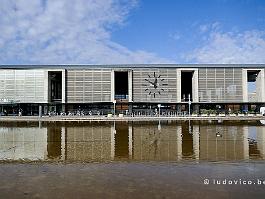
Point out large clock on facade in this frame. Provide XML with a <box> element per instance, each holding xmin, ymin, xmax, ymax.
<box><xmin>143</xmin><ymin>72</ymin><xmax>168</xmax><ymax>98</ymax></box>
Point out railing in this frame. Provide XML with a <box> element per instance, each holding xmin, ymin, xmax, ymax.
<box><xmin>51</xmin><ymin>98</ymin><xmax>62</xmax><ymax>102</ymax></box>
<box><xmin>8</xmin><ymin>110</ymin><xmax>263</xmax><ymax>118</ymax></box>
<box><xmin>115</xmin><ymin>95</ymin><xmax>129</xmax><ymax>100</ymax></box>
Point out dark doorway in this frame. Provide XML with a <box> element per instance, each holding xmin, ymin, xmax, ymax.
<box><xmin>48</xmin><ymin>71</ymin><xmax>62</xmax><ymax>102</ymax></box>
<box><xmin>115</xmin><ymin>71</ymin><xmax>128</xmax><ymax>100</ymax></box>
<box><xmin>181</xmin><ymin>72</ymin><xmax>193</xmax><ymax>101</ymax></box>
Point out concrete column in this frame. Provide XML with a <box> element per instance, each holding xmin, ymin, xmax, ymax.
<box><xmin>44</xmin><ymin>71</ymin><xmax>49</xmax><ymax>103</ymax></box>
<box><xmin>192</xmin><ymin>69</ymin><xmax>199</xmax><ymax>102</ymax></box>
<box><xmin>193</xmin><ymin>125</ymin><xmax>200</xmax><ymax>160</ymax></box>
<box><xmin>62</xmin><ymin>69</ymin><xmax>66</xmax><ymax>103</ymax></box>
<box><xmin>257</xmin><ymin>69</ymin><xmax>265</xmax><ymax>102</ymax></box>
<box><xmin>62</xmin><ymin>104</ymin><xmax>66</xmax><ymax>113</ymax></box>
<box><xmin>129</xmin><ymin>124</ymin><xmax>133</xmax><ymax>159</ymax></box>
<box><xmin>39</xmin><ymin>105</ymin><xmax>42</xmax><ymax>117</ymax></box>
<box><xmin>262</xmin><ymin>69</ymin><xmax>265</xmax><ymax>103</ymax></box>
<box><xmin>176</xmin><ymin>69</ymin><xmax>181</xmax><ymax>102</ymax></box>
<box><xmin>111</xmin><ymin>70</ymin><xmax>115</xmax><ymax>102</ymax></box>
<box><xmin>242</xmin><ymin>69</ymin><xmax>248</xmax><ymax>102</ymax></box>
<box><xmin>128</xmin><ymin>70</ymin><xmax>133</xmax><ymax>102</ymax></box>
<box><xmin>129</xmin><ymin>103</ymin><xmax>133</xmax><ymax>114</ymax></box>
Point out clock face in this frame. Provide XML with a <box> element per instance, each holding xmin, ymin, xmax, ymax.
<box><xmin>142</xmin><ymin>72</ymin><xmax>168</xmax><ymax>98</ymax></box>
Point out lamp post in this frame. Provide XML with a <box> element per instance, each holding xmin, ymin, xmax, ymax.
<box><xmin>188</xmin><ymin>94</ymin><xmax>191</xmax><ymax>117</ymax></box>
<box><xmin>188</xmin><ymin>94</ymin><xmax>192</xmax><ymax>133</ymax></box>
<box><xmin>158</xmin><ymin>104</ymin><xmax>161</xmax><ymax>117</ymax></box>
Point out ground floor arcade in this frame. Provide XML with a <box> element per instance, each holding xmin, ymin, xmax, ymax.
<box><xmin>1</xmin><ymin>102</ymin><xmax>265</xmax><ymax>116</ymax></box>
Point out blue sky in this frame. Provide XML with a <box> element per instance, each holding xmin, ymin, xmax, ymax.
<box><xmin>0</xmin><ymin>0</ymin><xmax>265</xmax><ymax>64</ymax></box>
<box><xmin>112</xmin><ymin>0</ymin><xmax>265</xmax><ymax>62</ymax></box>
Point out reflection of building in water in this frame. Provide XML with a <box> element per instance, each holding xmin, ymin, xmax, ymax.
<box><xmin>248</xmin><ymin>126</ymin><xmax>265</xmax><ymax>159</ymax></box>
<box><xmin>200</xmin><ymin>125</ymin><xmax>248</xmax><ymax>161</ymax></box>
<box><xmin>114</xmin><ymin>123</ymin><xmax>129</xmax><ymax>159</ymax></box>
<box><xmin>257</xmin><ymin>127</ymin><xmax>265</xmax><ymax>158</ymax></box>
<box><xmin>47</xmin><ymin>126</ymin><xmax>62</xmax><ymax>159</ymax></box>
<box><xmin>66</xmin><ymin>125</ymin><xmax>112</xmax><ymax>161</ymax></box>
<box><xmin>0</xmin><ymin>127</ymin><xmax>47</xmax><ymax>160</ymax></box>
<box><xmin>132</xmin><ymin>123</ymin><xmax>183</xmax><ymax>161</ymax></box>
<box><xmin>133</xmin><ymin>122</ymin><xmax>265</xmax><ymax>161</ymax></box>
<box><xmin>1</xmin><ymin>122</ymin><xmax>265</xmax><ymax>162</ymax></box>
<box><xmin>182</xmin><ymin>124</ymin><xmax>193</xmax><ymax>159</ymax></box>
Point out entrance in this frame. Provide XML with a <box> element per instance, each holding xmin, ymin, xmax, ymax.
<box><xmin>181</xmin><ymin>71</ymin><xmax>193</xmax><ymax>102</ymax></box>
<box><xmin>114</xmin><ymin>71</ymin><xmax>128</xmax><ymax>101</ymax></box>
<box><xmin>247</xmin><ymin>70</ymin><xmax>261</xmax><ymax>102</ymax></box>
<box><xmin>48</xmin><ymin>71</ymin><xmax>62</xmax><ymax>102</ymax></box>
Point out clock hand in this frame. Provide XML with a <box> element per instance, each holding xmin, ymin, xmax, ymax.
<box><xmin>154</xmin><ymin>78</ymin><xmax>158</xmax><ymax>88</ymax></box>
<box><xmin>145</xmin><ymin>79</ymin><xmax>155</xmax><ymax>85</ymax></box>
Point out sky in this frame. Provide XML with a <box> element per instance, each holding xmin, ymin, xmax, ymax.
<box><xmin>0</xmin><ymin>0</ymin><xmax>265</xmax><ymax>64</ymax></box>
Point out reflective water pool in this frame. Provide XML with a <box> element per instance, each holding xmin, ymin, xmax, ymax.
<box><xmin>1</xmin><ymin>120</ymin><xmax>265</xmax><ymax>162</ymax></box>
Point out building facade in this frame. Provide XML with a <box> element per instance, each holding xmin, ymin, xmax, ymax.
<box><xmin>0</xmin><ymin>64</ymin><xmax>265</xmax><ymax>115</ymax></box>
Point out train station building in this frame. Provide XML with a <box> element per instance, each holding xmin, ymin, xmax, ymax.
<box><xmin>0</xmin><ymin>64</ymin><xmax>265</xmax><ymax>115</ymax></box>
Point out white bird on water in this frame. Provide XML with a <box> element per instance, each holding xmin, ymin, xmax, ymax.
<box><xmin>216</xmin><ymin>132</ymin><xmax>222</xmax><ymax>137</ymax></box>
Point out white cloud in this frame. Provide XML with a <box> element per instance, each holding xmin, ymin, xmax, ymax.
<box><xmin>0</xmin><ymin>0</ymin><xmax>169</xmax><ymax>64</ymax></box>
<box><xmin>186</xmin><ymin>28</ymin><xmax>265</xmax><ymax>63</ymax></box>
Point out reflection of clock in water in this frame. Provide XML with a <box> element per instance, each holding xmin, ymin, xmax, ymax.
<box><xmin>142</xmin><ymin>72</ymin><xmax>168</xmax><ymax>98</ymax></box>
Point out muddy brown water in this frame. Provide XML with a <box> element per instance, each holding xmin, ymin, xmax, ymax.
<box><xmin>1</xmin><ymin>120</ymin><xmax>265</xmax><ymax>198</ymax></box>
<box><xmin>1</xmin><ymin>120</ymin><xmax>265</xmax><ymax>162</ymax></box>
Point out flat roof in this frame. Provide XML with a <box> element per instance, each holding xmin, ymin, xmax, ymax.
<box><xmin>0</xmin><ymin>64</ymin><xmax>265</xmax><ymax>69</ymax></box>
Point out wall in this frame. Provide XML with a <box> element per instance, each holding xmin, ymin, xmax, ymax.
<box><xmin>0</xmin><ymin>69</ymin><xmax>47</xmax><ymax>103</ymax></box>
<box><xmin>66</xmin><ymin>69</ymin><xmax>112</xmax><ymax>103</ymax></box>
<box><xmin>198</xmin><ymin>68</ymin><xmax>243</xmax><ymax>103</ymax></box>
<box><xmin>132</xmin><ymin>68</ymin><xmax>178</xmax><ymax>103</ymax></box>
